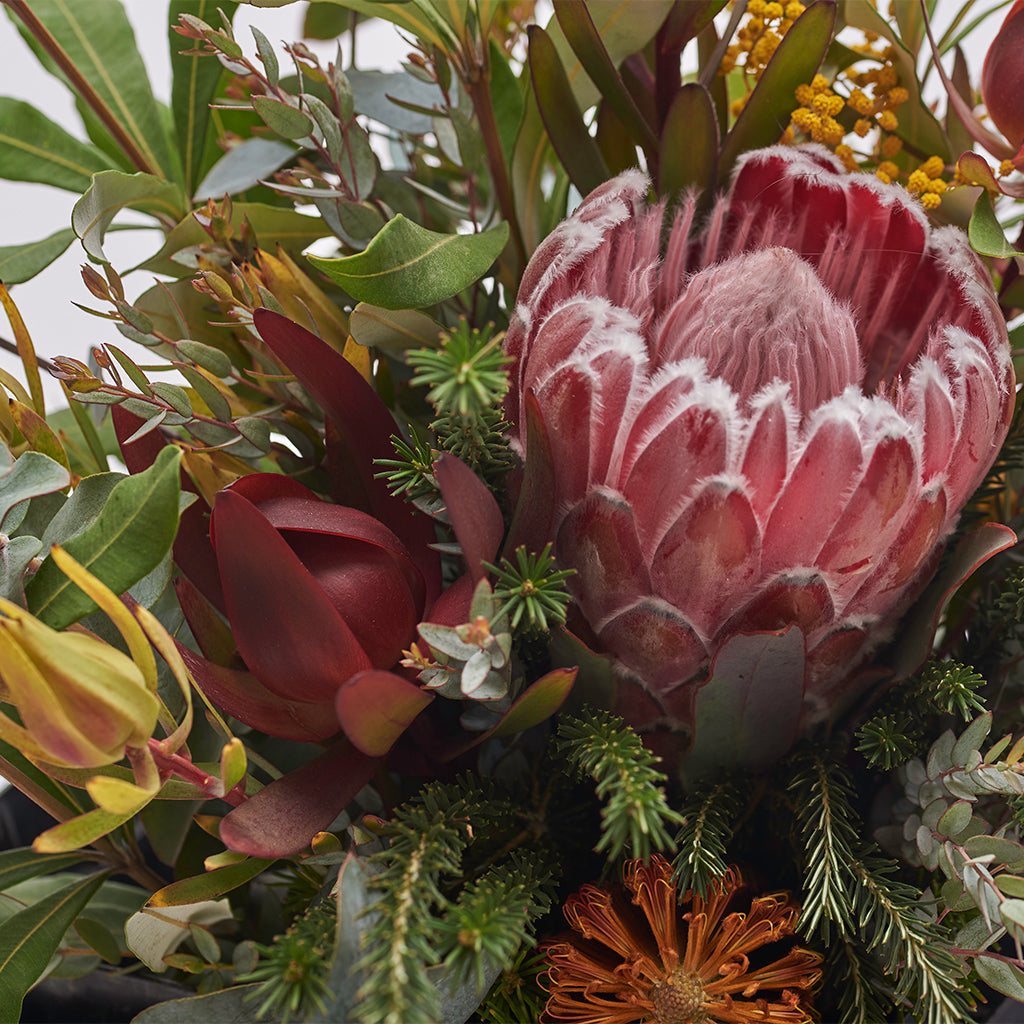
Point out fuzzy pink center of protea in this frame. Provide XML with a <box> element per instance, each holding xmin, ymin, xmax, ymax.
<box><xmin>657</xmin><ymin>247</ymin><xmax>863</xmax><ymax>415</ymax></box>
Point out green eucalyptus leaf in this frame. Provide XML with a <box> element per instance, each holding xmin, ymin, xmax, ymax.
<box><xmin>0</xmin><ymin>451</ymin><xmax>71</xmax><ymax>532</ymax></box>
<box><xmin>975</xmin><ymin>954</ymin><xmax>1024</xmax><ymax>1001</ymax></box>
<box><xmin>0</xmin><ymin>871</ymin><xmax>107</xmax><ymax>1024</ymax></box>
<box><xmin>718</xmin><ymin>1</ymin><xmax>836</xmax><ymax>181</ymax></box>
<box><xmin>252</xmin><ymin>95</ymin><xmax>315</xmax><ymax>140</ymax></box>
<box><xmin>170</xmin><ymin>1</ymin><xmax>239</xmax><ymax>196</ymax></box>
<box><xmin>339</xmin><ymin>122</ymin><xmax>377</xmax><ymax>202</ymax></box>
<box><xmin>73</xmin><ymin>170</ymin><xmax>185</xmax><ymax>262</ymax></box>
<box><xmin>348</xmin><ymin>303</ymin><xmax>442</xmax><ymax>351</ymax></box>
<box><xmin>26</xmin><ymin>446</ymin><xmax>184</xmax><ymax>629</ymax></box>
<box><xmin>11</xmin><ymin>0</ymin><xmax>179</xmax><ymax>182</ymax></box>
<box><xmin>0</xmin><ymin>229</ymin><xmax>76</xmax><ymax>286</ymax></box>
<box><xmin>308</xmin><ymin>216</ymin><xmax>508</xmax><ymax>309</ymax></box>
<box><xmin>176</xmin><ymin>340</ymin><xmax>233</xmax><ymax>377</ymax></box>
<box><xmin>0</xmin><ymin>99</ymin><xmax>114</xmax><ymax>192</ymax></box>
<box><xmin>345</xmin><ymin>69</ymin><xmax>445</xmax><ymax>134</ymax></box>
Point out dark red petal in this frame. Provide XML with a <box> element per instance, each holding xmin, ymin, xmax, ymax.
<box><xmin>982</xmin><ymin>0</ymin><xmax>1024</xmax><ymax>148</ymax></box>
<box><xmin>335</xmin><ymin>669</ymin><xmax>433</xmax><ymax>757</ymax></box>
<box><xmin>252</xmin><ymin>309</ymin><xmax>440</xmax><ymax>598</ymax></box>
<box><xmin>211</xmin><ymin>489</ymin><xmax>372</xmax><ymax>702</ymax></box>
<box><xmin>556</xmin><ymin>488</ymin><xmax>650</xmax><ymax>625</ymax></box>
<box><xmin>434</xmin><ymin>454</ymin><xmax>504</xmax><ymax>581</ymax></box>
<box><xmin>178</xmin><ymin>644</ymin><xmax>341</xmax><ymax>742</ymax></box>
<box><xmin>220</xmin><ymin>738</ymin><xmax>380</xmax><ymax>858</ymax></box>
<box><xmin>599</xmin><ymin>599</ymin><xmax>706</xmax><ymax>691</ymax></box>
<box><xmin>504</xmin><ymin>390</ymin><xmax>557</xmax><ymax>555</ymax></box>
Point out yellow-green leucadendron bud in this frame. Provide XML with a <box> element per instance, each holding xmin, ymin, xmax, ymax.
<box><xmin>0</xmin><ymin>599</ymin><xmax>160</xmax><ymax>768</ymax></box>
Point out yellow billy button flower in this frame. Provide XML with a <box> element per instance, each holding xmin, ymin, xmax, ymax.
<box><xmin>0</xmin><ymin>600</ymin><xmax>160</xmax><ymax>768</ymax></box>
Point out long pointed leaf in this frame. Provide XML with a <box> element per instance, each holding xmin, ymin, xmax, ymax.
<box><xmin>9</xmin><ymin>0</ymin><xmax>180</xmax><ymax>181</ymax></box>
<box><xmin>659</xmin><ymin>83</ymin><xmax>718</xmax><ymax>196</ymax></box>
<box><xmin>169</xmin><ymin>1</ymin><xmax>239</xmax><ymax>197</ymax></box>
<box><xmin>718</xmin><ymin>1</ymin><xmax>837</xmax><ymax>181</ymax></box>
<box><xmin>0</xmin><ymin>870</ymin><xmax>108</xmax><ymax>1023</ymax></box>
<box><xmin>0</xmin><ymin>98</ymin><xmax>114</xmax><ymax>192</ymax></box>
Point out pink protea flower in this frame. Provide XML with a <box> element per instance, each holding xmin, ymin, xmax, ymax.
<box><xmin>505</xmin><ymin>146</ymin><xmax>1014</xmax><ymax>771</ymax></box>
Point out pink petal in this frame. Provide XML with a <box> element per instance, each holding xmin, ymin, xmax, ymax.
<box><xmin>740</xmin><ymin>387</ymin><xmax>793</xmax><ymax>522</ymax></box>
<box><xmin>535</xmin><ymin>363</ymin><xmax>593</xmax><ymax>509</ymax></box>
<box><xmin>598</xmin><ymin>599</ymin><xmax>707</xmax><ymax>690</ymax></box>
<box><xmin>555</xmin><ymin>488</ymin><xmax>651</xmax><ymax>625</ymax></box>
<box><xmin>817</xmin><ymin>433</ymin><xmax>917</xmax><ymax>579</ymax></box>
<box><xmin>719</xmin><ymin>572</ymin><xmax>835</xmax><ymax>640</ymax></box>
<box><xmin>650</xmin><ymin>482</ymin><xmax>760</xmax><ymax>636</ymax></box>
<box><xmin>762</xmin><ymin>411</ymin><xmax>863</xmax><ymax>570</ymax></box>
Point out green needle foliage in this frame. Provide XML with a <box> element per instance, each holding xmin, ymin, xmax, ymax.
<box><xmin>856</xmin><ymin>660</ymin><xmax>987</xmax><ymax>770</ymax></box>
<box><xmin>672</xmin><ymin>779</ymin><xmax>742</xmax><ymax>898</ymax></box>
<box><xmin>437</xmin><ymin>849</ymin><xmax>556</xmax><ymax>993</ymax></box>
<box><xmin>558</xmin><ymin>708</ymin><xmax>684</xmax><ymax>862</ymax></box>
<box><xmin>375</xmin><ymin>429</ymin><xmax>438</xmax><ymax>504</ymax></box>
<box><xmin>485</xmin><ymin>543</ymin><xmax>575</xmax><ymax>633</ymax></box>
<box><xmin>406</xmin><ymin>322</ymin><xmax>515</xmax><ymax>486</ymax></box>
<box><xmin>240</xmin><ymin>900</ymin><xmax>335</xmax><ymax>1023</ymax></box>
<box><xmin>789</xmin><ymin>751</ymin><xmax>973</xmax><ymax>1024</ymax></box>
<box><xmin>353</xmin><ymin>779</ymin><xmax>554</xmax><ymax>1024</ymax></box>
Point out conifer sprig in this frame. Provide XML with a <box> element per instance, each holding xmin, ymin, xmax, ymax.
<box><xmin>672</xmin><ymin>780</ymin><xmax>742</xmax><ymax>898</ymax></box>
<box><xmin>485</xmin><ymin>544</ymin><xmax>575</xmax><ymax>633</ymax></box>
<box><xmin>558</xmin><ymin>709</ymin><xmax>684</xmax><ymax>862</ymax></box>
<box><xmin>790</xmin><ymin>752</ymin><xmax>859</xmax><ymax>942</ymax></box>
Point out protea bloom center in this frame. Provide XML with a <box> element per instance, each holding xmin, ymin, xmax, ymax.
<box><xmin>504</xmin><ymin>146</ymin><xmax>1013</xmax><ymax>765</ymax></box>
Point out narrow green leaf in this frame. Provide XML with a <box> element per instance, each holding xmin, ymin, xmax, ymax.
<box><xmin>0</xmin><ymin>848</ymin><xmax>85</xmax><ymax>892</ymax></box>
<box><xmin>73</xmin><ymin>915</ymin><xmax>121</xmax><ymax>964</ymax></box>
<box><xmin>0</xmin><ymin>229</ymin><xmax>77</xmax><ymax>286</ymax></box>
<box><xmin>170</xmin><ymin>1</ymin><xmax>239</xmax><ymax>197</ymax></box>
<box><xmin>527</xmin><ymin>24</ymin><xmax>609</xmax><ymax>196</ymax></box>
<box><xmin>553</xmin><ymin>0</ymin><xmax>658</xmax><ymax>154</ymax></box>
<box><xmin>26</xmin><ymin>446</ymin><xmax>183</xmax><ymax>629</ymax></box>
<box><xmin>252</xmin><ymin>95</ymin><xmax>315</xmax><ymax>139</ymax></box>
<box><xmin>73</xmin><ymin>170</ymin><xmax>185</xmax><ymax>262</ymax></box>
<box><xmin>0</xmin><ymin>871</ymin><xmax>107</xmax><ymax>1024</ymax></box>
<box><xmin>718</xmin><ymin>1</ymin><xmax>837</xmax><ymax>182</ymax></box>
<box><xmin>308</xmin><ymin>216</ymin><xmax>508</xmax><ymax>309</ymax></box>
<box><xmin>12</xmin><ymin>0</ymin><xmax>179</xmax><ymax>181</ymax></box>
<box><xmin>0</xmin><ymin>98</ymin><xmax>114</xmax><ymax>192</ymax></box>
<box><xmin>193</xmin><ymin>137</ymin><xmax>296</xmax><ymax>200</ymax></box>
<box><xmin>149</xmin><ymin>857</ymin><xmax>274</xmax><ymax>907</ymax></box>
<box><xmin>658</xmin><ymin>83</ymin><xmax>718</xmax><ymax>196</ymax></box>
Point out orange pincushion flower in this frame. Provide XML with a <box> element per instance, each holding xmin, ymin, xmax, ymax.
<box><xmin>541</xmin><ymin>855</ymin><xmax>822</xmax><ymax>1023</ymax></box>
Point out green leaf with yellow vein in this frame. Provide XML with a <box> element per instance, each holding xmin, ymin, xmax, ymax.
<box><xmin>308</xmin><ymin>217</ymin><xmax>509</xmax><ymax>309</ymax></box>
<box><xmin>9</xmin><ymin>0</ymin><xmax>180</xmax><ymax>182</ymax></box>
<box><xmin>170</xmin><ymin>1</ymin><xmax>239</xmax><ymax>197</ymax></box>
<box><xmin>314</xmin><ymin>0</ymin><xmax>458</xmax><ymax>51</ymax></box>
<box><xmin>0</xmin><ymin>871</ymin><xmax>107</xmax><ymax>1024</ymax></box>
<box><xmin>0</xmin><ymin>98</ymin><xmax>115</xmax><ymax>192</ymax></box>
<box><xmin>73</xmin><ymin>170</ymin><xmax>186</xmax><ymax>262</ymax></box>
<box><xmin>26</xmin><ymin>445</ymin><xmax>184</xmax><ymax>629</ymax></box>
<box><xmin>0</xmin><ymin>228</ymin><xmax>77</xmax><ymax>286</ymax></box>
<box><xmin>148</xmin><ymin>858</ymin><xmax>275</xmax><ymax>907</ymax></box>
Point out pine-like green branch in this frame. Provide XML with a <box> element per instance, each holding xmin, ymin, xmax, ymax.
<box><xmin>436</xmin><ymin>849</ymin><xmax>556</xmax><ymax>994</ymax></box>
<box><xmin>789</xmin><ymin>752</ymin><xmax>859</xmax><ymax>942</ymax></box>
<box><xmin>672</xmin><ymin>779</ymin><xmax>742</xmax><ymax>898</ymax></box>
<box><xmin>826</xmin><ymin>936</ymin><xmax>893</xmax><ymax>1024</ymax></box>
<box><xmin>850</xmin><ymin>856</ymin><xmax>973</xmax><ymax>1024</ymax></box>
<box><xmin>354</xmin><ymin>782</ymin><xmax>486</xmax><ymax>1024</ymax></box>
<box><xmin>558</xmin><ymin>709</ymin><xmax>684</xmax><ymax>862</ymax></box>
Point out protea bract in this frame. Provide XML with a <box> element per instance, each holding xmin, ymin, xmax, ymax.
<box><xmin>504</xmin><ymin>146</ymin><xmax>1014</xmax><ymax>774</ymax></box>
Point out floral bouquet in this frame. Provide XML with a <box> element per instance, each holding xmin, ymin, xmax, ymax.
<box><xmin>1</xmin><ymin>0</ymin><xmax>1024</xmax><ymax>1021</ymax></box>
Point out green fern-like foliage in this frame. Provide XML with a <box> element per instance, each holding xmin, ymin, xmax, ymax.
<box><xmin>477</xmin><ymin>949</ymin><xmax>549</xmax><ymax>1023</ymax></box>
<box><xmin>353</xmin><ymin>778</ymin><xmax>555</xmax><ymax>1024</ymax></box>
<box><xmin>788</xmin><ymin>751</ymin><xmax>973</xmax><ymax>1024</ymax></box>
<box><xmin>672</xmin><ymin>779</ymin><xmax>742</xmax><ymax>898</ymax></box>
<box><xmin>558</xmin><ymin>708</ymin><xmax>684</xmax><ymax>862</ymax></box>
<box><xmin>436</xmin><ymin>849</ymin><xmax>556</xmax><ymax>993</ymax></box>
<box><xmin>855</xmin><ymin>660</ymin><xmax>987</xmax><ymax>770</ymax></box>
